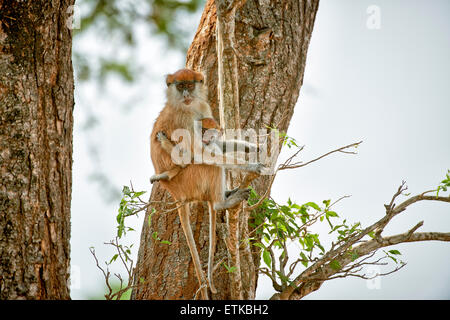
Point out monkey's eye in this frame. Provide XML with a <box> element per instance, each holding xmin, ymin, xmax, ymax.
<box><xmin>176</xmin><ymin>82</ymin><xmax>195</xmax><ymax>92</ymax></box>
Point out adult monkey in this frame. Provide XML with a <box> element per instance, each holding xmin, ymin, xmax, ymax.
<box><xmin>150</xmin><ymin>69</ymin><xmax>262</xmax><ymax>299</ymax></box>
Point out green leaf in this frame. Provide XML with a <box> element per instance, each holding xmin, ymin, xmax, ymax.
<box><xmin>223</xmin><ymin>263</ymin><xmax>237</xmax><ymax>273</ymax></box>
<box><xmin>116</xmin><ymin>211</ymin><xmax>123</xmax><ymax>224</ymax></box>
<box><xmin>305</xmin><ymin>202</ymin><xmax>321</xmax><ymax>211</ymax></box>
<box><xmin>388</xmin><ymin>255</ymin><xmax>397</xmax><ymax>263</ymax></box>
<box><xmin>148</xmin><ymin>213</ymin><xmax>152</xmax><ymax>227</ymax></box>
<box><xmin>300</xmin><ymin>251</ymin><xmax>308</xmax><ymax>267</ymax></box>
<box><xmin>388</xmin><ymin>249</ymin><xmax>401</xmax><ymax>255</ymax></box>
<box><xmin>131</xmin><ymin>191</ymin><xmax>146</xmax><ymax>199</ymax></box>
<box><xmin>304</xmin><ymin>235</ymin><xmax>314</xmax><ymax>251</ymax></box>
<box><xmin>122</xmin><ymin>185</ymin><xmax>131</xmax><ymax>196</ymax></box>
<box><xmin>117</xmin><ymin>225</ymin><xmax>124</xmax><ymax>238</ymax></box>
<box><xmin>326</xmin><ymin>211</ymin><xmax>338</xmax><ymax>218</ymax></box>
<box><xmin>275</xmin><ymin>271</ymin><xmax>290</xmax><ymax>283</ymax></box>
<box><xmin>436</xmin><ymin>170</ymin><xmax>450</xmax><ymax>197</ymax></box>
<box><xmin>160</xmin><ymin>240</ymin><xmax>172</xmax><ymax>245</ymax></box>
<box><xmin>330</xmin><ymin>260</ymin><xmax>342</xmax><ymax>270</ymax></box>
<box><xmin>109</xmin><ymin>254</ymin><xmax>119</xmax><ymax>264</ymax></box>
<box><xmin>263</xmin><ymin>249</ymin><xmax>272</xmax><ymax>268</ymax></box>
<box><xmin>252</xmin><ymin>242</ymin><xmax>266</xmax><ymax>249</ymax></box>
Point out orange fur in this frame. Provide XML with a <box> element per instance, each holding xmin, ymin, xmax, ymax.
<box><xmin>201</xmin><ymin>118</ymin><xmax>220</xmax><ymax>130</ymax></box>
<box><xmin>166</xmin><ymin>68</ymin><xmax>204</xmax><ymax>86</ymax></box>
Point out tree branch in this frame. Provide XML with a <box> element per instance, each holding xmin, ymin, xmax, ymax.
<box><xmin>270</xmin><ymin>182</ymin><xmax>450</xmax><ymax>300</ymax></box>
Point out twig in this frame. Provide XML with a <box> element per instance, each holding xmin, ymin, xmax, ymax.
<box><xmin>278</xmin><ymin>141</ymin><xmax>362</xmax><ymax>171</ymax></box>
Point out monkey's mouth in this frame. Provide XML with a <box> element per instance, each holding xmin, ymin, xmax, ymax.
<box><xmin>183</xmin><ymin>98</ymin><xmax>193</xmax><ymax>105</ymax></box>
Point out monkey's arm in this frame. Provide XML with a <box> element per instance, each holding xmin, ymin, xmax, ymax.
<box><xmin>156</xmin><ymin>131</ymin><xmax>188</xmax><ymax>168</ymax></box>
<box><xmin>157</xmin><ymin>131</ymin><xmax>175</xmax><ymax>156</ymax></box>
<box><xmin>149</xmin><ymin>131</ymin><xmax>186</xmax><ymax>184</ymax></box>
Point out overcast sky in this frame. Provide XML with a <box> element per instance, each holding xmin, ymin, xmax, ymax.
<box><xmin>70</xmin><ymin>0</ymin><xmax>450</xmax><ymax>299</ymax></box>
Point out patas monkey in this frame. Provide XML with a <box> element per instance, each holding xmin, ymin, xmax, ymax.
<box><xmin>150</xmin><ymin>69</ymin><xmax>262</xmax><ymax>299</ymax></box>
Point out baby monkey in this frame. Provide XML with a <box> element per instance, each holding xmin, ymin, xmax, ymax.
<box><xmin>150</xmin><ymin>117</ymin><xmax>223</xmax><ymax>184</ymax></box>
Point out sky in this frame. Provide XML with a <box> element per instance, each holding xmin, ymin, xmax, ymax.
<box><xmin>70</xmin><ymin>0</ymin><xmax>450</xmax><ymax>299</ymax></box>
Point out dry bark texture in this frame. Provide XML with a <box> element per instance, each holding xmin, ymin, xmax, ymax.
<box><xmin>133</xmin><ymin>0</ymin><xmax>319</xmax><ymax>300</ymax></box>
<box><xmin>0</xmin><ymin>0</ymin><xmax>74</xmax><ymax>299</ymax></box>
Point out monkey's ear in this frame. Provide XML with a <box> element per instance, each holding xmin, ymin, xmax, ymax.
<box><xmin>166</xmin><ymin>74</ymin><xmax>174</xmax><ymax>87</ymax></box>
<box><xmin>194</xmin><ymin>71</ymin><xmax>205</xmax><ymax>84</ymax></box>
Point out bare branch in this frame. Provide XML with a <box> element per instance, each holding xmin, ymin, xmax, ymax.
<box><xmin>278</xmin><ymin>141</ymin><xmax>362</xmax><ymax>171</ymax></box>
<box><xmin>246</xmin><ymin>142</ymin><xmax>360</xmax><ymax>213</ymax></box>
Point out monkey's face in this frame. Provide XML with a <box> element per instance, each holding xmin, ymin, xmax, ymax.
<box><xmin>167</xmin><ymin>81</ymin><xmax>206</xmax><ymax>108</ymax></box>
<box><xmin>166</xmin><ymin>69</ymin><xmax>206</xmax><ymax>108</ymax></box>
<box><xmin>174</xmin><ymin>80</ymin><xmax>197</xmax><ymax>105</ymax></box>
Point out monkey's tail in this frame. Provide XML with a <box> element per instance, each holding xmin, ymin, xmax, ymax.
<box><xmin>207</xmin><ymin>202</ymin><xmax>218</xmax><ymax>294</ymax></box>
<box><xmin>178</xmin><ymin>203</ymin><xmax>209</xmax><ymax>300</ymax></box>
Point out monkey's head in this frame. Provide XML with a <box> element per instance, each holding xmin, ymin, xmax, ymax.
<box><xmin>166</xmin><ymin>69</ymin><xmax>206</xmax><ymax>108</ymax></box>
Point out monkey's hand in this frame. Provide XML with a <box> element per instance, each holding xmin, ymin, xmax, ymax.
<box><xmin>150</xmin><ymin>172</ymin><xmax>169</xmax><ymax>184</ymax></box>
<box><xmin>156</xmin><ymin>131</ymin><xmax>169</xmax><ymax>142</ymax></box>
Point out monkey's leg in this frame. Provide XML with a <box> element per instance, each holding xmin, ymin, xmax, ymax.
<box><xmin>207</xmin><ymin>202</ymin><xmax>217</xmax><ymax>294</ymax></box>
<box><xmin>150</xmin><ymin>167</ymin><xmax>182</xmax><ymax>184</ymax></box>
<box><xmin>178</xmin><ymin>204</ymin><xmax>209</xmax><ymax>300</ymax></box>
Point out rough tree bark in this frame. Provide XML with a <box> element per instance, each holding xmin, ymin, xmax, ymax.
<box><xmin>0</xmin><ymin>1</ymin><xmax>74</xmax><ymax>299</ymax></box>
<box><xmin>132</xmin><ymin>0</ymin><xmax>319</xmax><ymax>300</ymax></box>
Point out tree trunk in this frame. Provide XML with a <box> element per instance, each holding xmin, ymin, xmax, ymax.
<box><xmin>0</xmin><ymin>0</ymin><xmax>74</xmax><ymax>299</ymax></box>
<box><xmin>133</xmin><ymin>0</ymin><xmax>319</xmax><ymax>300</ymax></box>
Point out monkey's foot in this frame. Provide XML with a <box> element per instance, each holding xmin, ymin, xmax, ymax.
<box><xmin>245</xmin><ymin>163</ymin><xmax>266</xmax><ymax>174</ymax></box>
<box><xmin>225</xmin><ymin>187</ymin><xmax>239</xmax><ymax>198</ymax></box>
<box><xmin>234</xmin><ymin>188</ymin><xmax>251</xmax><ymax>201</ymax></box>
<box><xmin>150</xmin><ymin>173</ymin><xmax>169</xmax><ymax>184</ymax></box>
<box><xmin>214</xmin><ymin>188</ymin><xmax>251</xmax><ymax>211</ymax></box>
